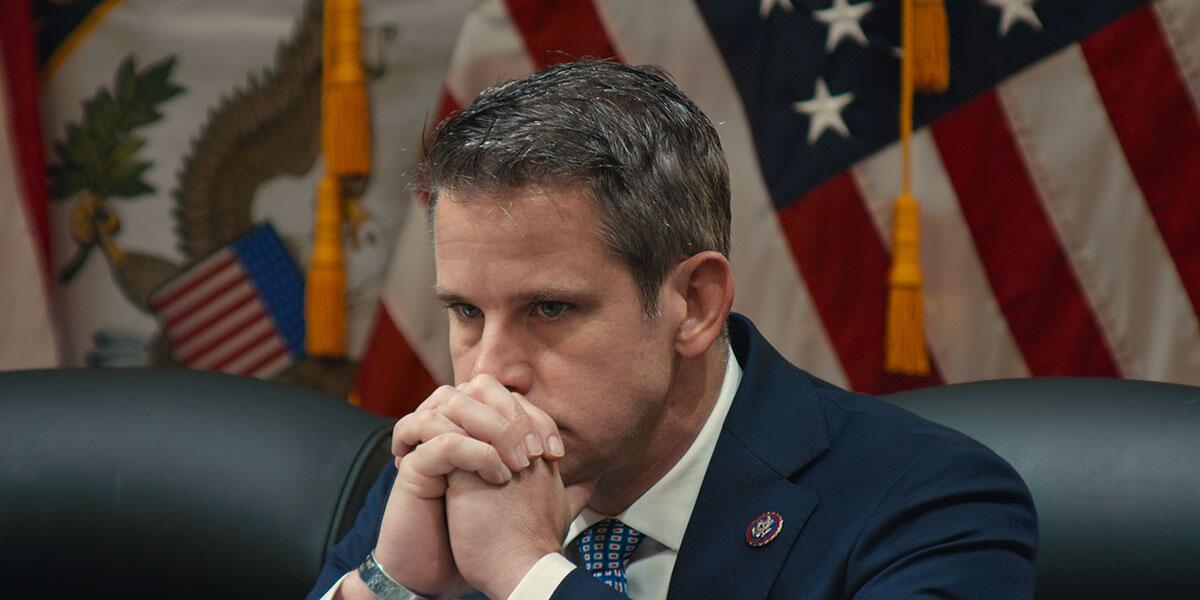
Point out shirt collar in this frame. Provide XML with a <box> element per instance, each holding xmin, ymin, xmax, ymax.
<box><xmin>566</xmin><ymin>343</ymin><xmax>743</xmax><ymax>551</ymax></box>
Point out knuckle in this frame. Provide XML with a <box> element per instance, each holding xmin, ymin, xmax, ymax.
<box><xmin>444</xmin><ymin>433</ymin><xmax>472</xmax><ymax>459</ymax></box>
<box><xmin>394</xmin><ymin>455</ymin><xmax>412</xmax><ymax>476</ymax></box>
<box><xmin>436</xmin><ymin>433</ymin><xmax>459</xmax><ymax>452</ymax></box>
<box><xmin>418</xmin><ymin>410</ymin><xmax>442</xmax><ymax>428</ymax></box>
<box><xmin>502</xmin><ymin>393</ymin><xmax>527</xmax><ymax>417</ymax></box>
<box><xmin>444</xmin><ymin>391</ymin><xmax>470</xmax><ymax>414</ymax></box>
<box><xmin>509</xmin><ymin>411</ymin><xmax>533</xmax><ymax>429</ymax></box>
<box><xmin>496</xmin><ymin>417</ymin><xmax>515</xmax><ymax>436</ymax></box>
<box><xmin>520</xmin><ymin>403</ymin><xmax>551</xmax><ymax>429</ymax></box>
<box><xmin>392</xmin><ymin>418</ymin><xmax>413</xmax><ymax>448</ymax></box>
<box><xmin>418</xmin><ymin>385</ymin><xmax>455</xmax><ymax>410</ymax></box>
<box><xmin>479</xmin><ymin>443</ymin><xmax>501</xmax><ymax>465</ymax></box>
<box><xmin>460</xmin><ymin>377</ymin><xmax>481</xmax><ymax>395</ymax></box>
<box><xmin>396</xmin><ymin>449</ymin><xmax>421</xmax><ymax>476</ymax></box>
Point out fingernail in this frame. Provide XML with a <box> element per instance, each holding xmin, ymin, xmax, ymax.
<box><xmin>524</xmin><ymin>433</ymin><xmax>544</xmax><ymax>457</ymax></box>
<box><xmin>515</xmin><ymin>446</ymin><xmax>531</xmax><ymax>468</ymax></box>
<box><xmin>547</xmin><ymin>435</ymin><xmax>565</xmax><ymax>457</ymax></box>
<box><xmin>495</xmin><ymin>464</ymin><xmax>512</xmax><ymax>483</ymax></box>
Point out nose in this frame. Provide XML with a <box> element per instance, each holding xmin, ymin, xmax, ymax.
<box><xmin>469</xmin><ymin>320</ymin><xmax>532</xmax><ymax>394</ymax></box>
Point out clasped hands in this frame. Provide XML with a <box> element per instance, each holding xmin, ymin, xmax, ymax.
<box><xmin>371</xmin><ymin>375</ymin><xmax>593</xmax><ymax>600</ymax></box>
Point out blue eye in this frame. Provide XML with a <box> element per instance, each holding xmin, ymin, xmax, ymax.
<box><xmin>537</xmin><ymin>302</ymin><xmax>569</xmax><ymax>318</ymax></box>
<box><xmin>454</xmin><ymin>304</ymin><xmax>481</xmax><ymax>319</ymax></box>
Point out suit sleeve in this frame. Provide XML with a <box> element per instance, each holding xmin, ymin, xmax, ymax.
<box><xmin>846</xmin><ymin>440</ymin><xmax>1039</xmax><ymax>599</ymax></box>
<box><xmin>549</xmin><ymin>568</ymin><xmax>631</xmax><ymax>600</ymax></box>
<box><xmin>304</xmin><ymin>462</ymin><xmax>398</xmax><ymax>600</ymax></box>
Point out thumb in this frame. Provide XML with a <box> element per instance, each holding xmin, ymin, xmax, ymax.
<box><xmin>564</xmin><ymin>478</ymin><xmax>596</xmax><ymax>517</ymax></box>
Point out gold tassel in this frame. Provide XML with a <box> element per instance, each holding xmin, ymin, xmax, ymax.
<box><xmin>912</xmin><ymin>0</ymin><xmax>949</xmax><ymax>94</ymax></box>
<box><xmin>886</xmin><ymin>0</ymin><xmax>931</xmax><ymax>375</ymax></box>
<box><xmin>306</xmin><ymin>175</ymin><xmax>347</xmax><ymax>357</ymax></box>
<box><xmin>322</xmin><ymin>0</ymin><xmax>371</xmax><ymax>176</ymax></box>
<box><xmin>885</xmin><ymin>193</ymin><xmax>930</xmax><ymax>375</ymax></box>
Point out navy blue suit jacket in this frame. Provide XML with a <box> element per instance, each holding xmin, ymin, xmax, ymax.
<box><xmin>308</xmin><ymin>315</ymin><xmax>1038</xmax><ymax>599</ymax></box>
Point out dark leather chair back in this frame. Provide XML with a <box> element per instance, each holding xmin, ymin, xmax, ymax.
<box><xmin>0</xmin><ymin>368</ymin><xmax>393</xmax><ymax>599</ymax></box>
<box><xmin>887</xmin><ymin>378</ymin><xmax>1200</xmax><ymax>599</ymax></box>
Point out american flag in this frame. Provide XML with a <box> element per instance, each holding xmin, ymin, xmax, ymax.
<box><xmin>150</xmin><ymin>223</ymin><xmax>305</xmax><ymax>380</ymax></box>
<box><xmin>353</xmin><ymin>0</ymin><xmax>1200</xmax><ymax>416</ymax></box>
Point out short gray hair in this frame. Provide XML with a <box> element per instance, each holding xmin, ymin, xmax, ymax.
<box><xmin>422</xmin><ymin>60</ymin><xmax>731</xmax><ymax>313</ymax></box>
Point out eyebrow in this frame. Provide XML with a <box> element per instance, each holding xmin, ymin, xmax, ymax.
<box><xmin>510</xmin><ymin>287</ymin><xmax>594</xmax><ymax>305</ymax></box>
<box><xmin>433</xmin><ymin>285</ymin><xmax>466</xmax><ymax>306</ymax></box>
<box><xmin>433</xmin><ymin>285</ymin><xmax>594</xmax><ymax>306</ymax></box>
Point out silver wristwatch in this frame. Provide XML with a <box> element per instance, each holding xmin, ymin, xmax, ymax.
<box><xmin>357</xmin><ymin>551</ymin><xmax>430</xmax><ymax>600</ymax></box>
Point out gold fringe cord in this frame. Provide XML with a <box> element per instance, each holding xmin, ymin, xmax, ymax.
<box><xmin>322</xmin><ymin>0</ymin><xmax>371</xmax><ymax>176</ymax></box>
<box><xmin>886</xmin><ymin>0</ymin><xmax>931</xmax><ymax>375</ymax></box>
<box><xmin>305</xmin><ymin>175</ymin><xmax>347</xmax><ymax>357</ymax></box>
<box><xmin>912</xmin><ymin>0</ymin><xmax>949</xmax><ymax>94</ymax></box>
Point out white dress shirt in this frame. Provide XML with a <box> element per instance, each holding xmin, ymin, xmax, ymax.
<box><xmin>508</xmin><ymin>345</ymin><xmax>742</xmax><ymax>600</ymax></box>
<box><xmin>321</xmin><ymin>345</ymin><xmax>741</xmax><ymax>600</ymax></box>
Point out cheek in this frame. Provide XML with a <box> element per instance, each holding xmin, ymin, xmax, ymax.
<box><xmin>540</xmin><ymin>339</ymin><xmax>670</xmax><ymax>422</ymax></box>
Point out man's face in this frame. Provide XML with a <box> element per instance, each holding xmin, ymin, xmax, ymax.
<box><xmin>433</xmin><ymin>186</ymin><xmax>677</xmax><ymax>485</ymax></box>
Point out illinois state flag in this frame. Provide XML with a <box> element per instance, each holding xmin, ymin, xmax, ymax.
<box><xmin>0</xmin><ymin>0</ymin><xmax>60</xmax><ymax>370</ymax></box>
<box><xmin>354</xmin><ymin>0</ymin><xmax>1200</xmax><ymax>417</ymax></box>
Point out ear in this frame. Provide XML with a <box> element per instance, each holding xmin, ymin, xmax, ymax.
<box><xmin>666</xmin><ymin>251</ymin><xmax>735</xmax><ymax>360</ymax></box>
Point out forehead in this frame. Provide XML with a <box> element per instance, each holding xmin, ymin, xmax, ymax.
<box><xmin>432</xmin><ymin>186</ymin><xmax>620</xmax><ymax>287</ymax></box>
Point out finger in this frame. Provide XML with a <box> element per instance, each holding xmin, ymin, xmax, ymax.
<box><xmin>392</xmin><ymin>385</ymin><xmax>463</xmax><ymax>465</ymax></box>
<box><xmin>401</xmin><ymin>433</ymin><xmax>513</xmax><ymax>488</ymax></box>
<box><xmin>393</xmin><ymin>410</ymin><xmax>468</xmax><ymax>459</ymax></box>
<box><xmin>417</xmin><ymin>384</ymin><xmax>459</xmax><ymax>413</ymax></box>
<box><xmin>393</xmin><ymin>384</ymin><xmax>468</xmax><ymax>458</ymax></box>
<box><xmin>564</xmin><ymin>477</ymin><xmax>596</xmax><ymax>518</ymax></box>
<box><xmin>439</xmin><ymin>388</ymin><xmax>531</xmax><ymax>471</ymax></box>
<box><xmin>513</xmin><ymin>393</ymin><xmax>564</xmax><ymax>460</ymax></box>
<box><xmin>446</xmin><ymin>468</ymin><xmax>486</xmax><ymax>490</ymax></box>
<box><xmin>462</xmin><ymin>375</ymin><xmax>544</xmax><ymax>460</ymax></box>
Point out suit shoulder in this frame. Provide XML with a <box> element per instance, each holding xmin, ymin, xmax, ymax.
<box><xmin>795</xmin><ymin>372</ymin><xmax>1033</xmax><ymax>516</ymax></box>
<box><xmin>804</xmin><ymin>372</ymin><xmax>999</xmax><ymax>462</ymax></box>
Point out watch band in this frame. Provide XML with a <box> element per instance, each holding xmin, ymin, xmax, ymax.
<box><xmin>357</xmin><ymin>551</ymin><xmax>430</xmax><ymax>600</ymax></box>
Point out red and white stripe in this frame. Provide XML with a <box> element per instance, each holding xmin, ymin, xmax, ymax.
<box><xmin>0</xmin><ymin>1</ymin><xmax>60</xmax><ymax>370</ymax></box>
<box><xmin>150</xmin><ymin>248</ymin><xmax>292</xmax><ymax>380</ymax></box>
<box><xmin>354</xmin><ymin>0</ymin><xmax>1200</xmax><ymax>416</ymax></box>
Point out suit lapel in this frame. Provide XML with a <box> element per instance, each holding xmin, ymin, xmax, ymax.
<box><xmin>666</xmin><ymin>435</ymin><xmax>819</xmax><ymax>600</ymax></box>
<box><xmin>667</xmin><ymin>315</ymin><xmax>831</xmax><ymax>600</ymax></box>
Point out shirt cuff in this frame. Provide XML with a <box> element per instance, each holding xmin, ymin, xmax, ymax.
<box><xmin>506</xmin><ymin>553</ymin><xmax>577</xmax><ymax>600</ymax></box>
<box><xmin>318</xmin><ymin>572</ymin><xmax>349</xmax><ymax>600</ymax></box>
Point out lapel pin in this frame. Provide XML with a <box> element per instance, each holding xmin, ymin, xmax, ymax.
<box><xmin>746</xmin><ymin>511</ymin><xmax>784</xmax><ymax>547</ymax></box>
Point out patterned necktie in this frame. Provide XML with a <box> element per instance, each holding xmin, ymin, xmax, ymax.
<box><xmin>574</xmin><ymin>519</ymin><xmax>645</xmax><ymax>595</ymax></box>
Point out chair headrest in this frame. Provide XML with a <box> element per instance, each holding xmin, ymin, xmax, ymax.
<box><xmin>0</xmin><ymin>368</ymin><xmax>392</xmax><ymax>598</ymax></box>
<box><xmin>888</xmin><ymin>377</ymin><xmax>1200</xmax><ymax>599</ymax></box>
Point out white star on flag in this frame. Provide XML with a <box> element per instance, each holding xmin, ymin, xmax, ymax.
<box><xmin>814</xmin><ymin>0</ymin><xmax>874</xmax><ymax>52</ymax></box>
<box><xmin>793</xmin><ymin>77</ymin><xmax>854</xmax><ymax>144</ymax></box>
<box><xmin>760</xmin><ymin>0</ymin><xmax>795</xmax><ymax>19</ymax></box>
<box><xmin>984</xmin><ymin>0</ymin><xmax>1043</xmax><ymax>37</ymax></box>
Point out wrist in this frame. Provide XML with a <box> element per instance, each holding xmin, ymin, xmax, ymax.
<box><xmin>337</xmin><ymin>571</ymin><xmax>376</xmax><ymax>600</ymax></box>
<box><xmin>359</xmin><ymin>550</ymin><xmax>434</xmax><ymax>600</ymax></box>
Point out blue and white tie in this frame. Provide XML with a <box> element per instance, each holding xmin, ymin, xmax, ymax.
<box><xmin>575</xmin><ymin>519</ymin><xmax>645</xmax><ymax>596</ymax></box>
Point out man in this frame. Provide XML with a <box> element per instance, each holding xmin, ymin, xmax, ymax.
<box><xmin>309</xmin><ymin>60</ymin><xmax>1037</xmax><ymax>600</ymax></box>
